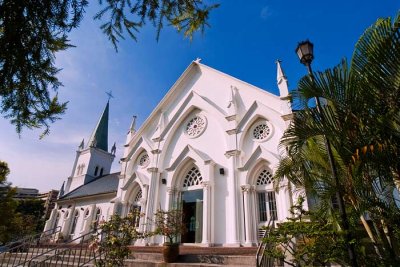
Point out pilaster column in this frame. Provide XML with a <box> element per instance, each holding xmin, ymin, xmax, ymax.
<box><xmin>251</xmin><ymin>185</ymin><xmax>259</xmax><ymax>243</ymax></box>
<box><xmin>167</xmin><ymin>187</ymin><xmax>176</xmax><ymax>209</ymax></box>
<box><xmin>224</xmin><ymin>150</ymin><xmax>241</xmax><ymax>246</ymax></box>
<box><xmin>241</xmin><ymin>184</ymin><xmax>253</xmax><ymax>246</ymax></box>
<box><xmin>138</xmin><ymin>197</ymin><xmax>147</xmax><ymax>233</ymax></box>
<box><xmin>121</xmin><ymin>200</ymin><xmax>129</xmax><ymax>216</ymax></box>
<box><xmin>144</xmin><ymin>167</ymin><xmax>160</xmax><ymax>244</ymax></box>
<box><xmin>201</xmin><ymin>181</ymin><xmax>211</xmax><ymax>246</ymax></box>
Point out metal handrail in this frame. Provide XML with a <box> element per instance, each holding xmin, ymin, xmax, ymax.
<box><xmin>256</xmin><ymin>218</ymin><xmax>275</xmax><ymax>267</ymax></box>
<box><xmin>0</xmin><ymin>226</ymin><xmax>61</xmax><ymax>267</ymax></box>
<box><xmin>26</xmin><ymin>230</ymin><xmax>99</xmax><ymax>267</ymax></box>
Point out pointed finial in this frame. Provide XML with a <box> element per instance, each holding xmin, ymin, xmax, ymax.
<box><xmin>194</xmin><ymin>58</ymin><xmax>202</xmax><ymax>63</ymax></box>
<box><xmin>106</xmin><ymin>90</ymin><xmax>114</xmax><ymax>101</ymax></box>
<box><xmin>78</xmin><ymin>139</ymin><xmax>84</xmax><ymax>150</ymax></box>
<box><xmin>111</xmin><ymin>142</ymin><xmax>116</xmax><ymax>155</ymax></box>
<box><xmin>275</xmin><ymin>60</ymin><xmax>289</xmax><ymax>99</ymax></box>
<box><xmin>58</xmin><ymin>182</ymin><xmax>65</xmax><ymax>199</ymax></box>
<box><xmin>275</xmin><ymin>59</ymin><xmax>287</xmax><ymax>83</ymax></box>
<box><xmin>129</xmin><ymin>115</ymin><xmax>137</xmax><ymax>133</ymax></box>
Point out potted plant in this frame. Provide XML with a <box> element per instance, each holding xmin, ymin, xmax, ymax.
<box><xmin>153</xmin><ymin>209</ymin><xmax>186</xmax><ymax>263</ymax></box>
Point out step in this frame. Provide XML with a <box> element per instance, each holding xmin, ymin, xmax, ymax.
<box><xmin>125</xmin><ymin>259</ymin><xmax>255</xmax><ymax>267</ymax></box>
<box><xmin>130</xmin><ymin>253</ymin><xmax>255</xmax><ymax>266</ymax></box>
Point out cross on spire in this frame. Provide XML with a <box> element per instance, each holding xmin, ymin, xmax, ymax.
<box><xmin>106</xmin><ymin>90</ymin><xmax>114</xmax><ymax>101</ymax></box>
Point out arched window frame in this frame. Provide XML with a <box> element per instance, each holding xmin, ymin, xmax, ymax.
<box><xmin>182</xmin><ymin>166</ymin><xmax>203</xmax><ymax>190</ymax></box>
<box><xmin>129</xmin><ymin>188</ymin><xmax>143</xmax><ymax>228</ymax></box>
<box><xmin>53</xmin><ymin>212</ymin><xmax>61</xmax><ymax>231</ymax></box>
<box><xmin>92</xmin><ymin>208</ymin><xmax>102</xmax><ymax>230</ymax></box>
<box><xmin>255</xmin><ymin>168</ymin><xmax>277</xmax><ymax>223</ymax></box>
<box><xmin>70</xmin><ymin>210</ymin><xmax>79</xmax><ymax>236</ymax></box>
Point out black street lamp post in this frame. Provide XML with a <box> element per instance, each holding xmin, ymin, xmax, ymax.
<box><xmin>295</xmin><ymin>40</ymin><xmax>358</xmax><ymax>267</ymax></box>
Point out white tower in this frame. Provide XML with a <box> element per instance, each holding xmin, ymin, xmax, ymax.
<box><xmin>64</xmin><ymin>101</ymin><xmax>116</xmax><ymax>194</ymax></box>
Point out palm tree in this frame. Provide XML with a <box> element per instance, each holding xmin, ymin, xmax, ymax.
<box><xmin>275</xmin><ymin>12</ymin><xmax>400</xmax><ymax>265</ymax></box>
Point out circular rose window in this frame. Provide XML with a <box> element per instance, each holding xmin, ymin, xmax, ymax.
<box><xmin>252</xmin><ymin>122</ymin><xmax>272</xmax><ymax>142</ymax></box>
<box><xmin>185</xmin><ymin>115</ymin><xmax>207</xmax><ymax>138</ymax></box>
<box><xmin>138</xmin><ymin>153</ymin><xmax>150</xmax><ymax>168</ymax></box>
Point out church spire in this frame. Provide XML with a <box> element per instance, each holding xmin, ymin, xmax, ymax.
<box><xmin>276</xmin><ymin>60</ymin><xmax>289</xmax><ymax>99</ymax></box>
<box><xmin>88</xmin><ymin>101</ymin><xmax>109</xmax><ymax>152</ymax></box>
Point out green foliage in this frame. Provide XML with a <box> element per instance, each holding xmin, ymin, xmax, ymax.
<box><xmin>0</xmin><ymin>161</ymin><xmax>19</xmax><ymax>244</ymax></box>
<box><xmin>0</xmin><ymin>0</ymin><xmax>85</xmax><ymax>136</ymax></box>
<box><xmin>263</xmin><ymin>197</ymin><xmax>347</xmax><ymax>266</ymax></box>
<box><xmin>0</xmin><ymin>0</ymin><xmax>218</xmax><ymax>135</ymax></box>
<box><xmin>153</xmin><ymin>209</ymin><xmax>186</xmax><ymax>244</ymax></box>
<box><xmin>0</xmin><ymin>161</ymin><xmax>47</xmax><ymax>243</ymax></box>
<box><xmin>95</xmin><ymin>211</ymin><xmax>145</xmax><ymax>267</ymax></box>
<box><xmin>16</xmin><ymin>199</ymin><xmax>46</xmax><ymax>233</ymax></box>
<box><xmin>0</xmin><ymin>161</ymin><xmax>10</xmax><ymax>184</ymax></box>
<box><xmin>0</xmin><ymin>185</ymin><xmax>18</xmax><ymax>244</ymax></box>
<box><xmin>275</xmin><ymin>13</ymin><xmax>400</xmax><ymax>265</ymax></box>
<box><xmin>94</xmin><ymin>0</ymin><xmax>219</xmax><ymax>50</ymax></box>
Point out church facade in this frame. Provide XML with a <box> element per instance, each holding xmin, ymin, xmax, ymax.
<box><xmin>44</xmin><ymin>60</ymin><xmax>301</xmax><ymax>247</ymax></box>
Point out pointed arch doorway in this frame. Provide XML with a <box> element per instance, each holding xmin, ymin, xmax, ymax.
<box><xmin>180</xmin><ymin>166</ymin><xmax>204</xmax><ymax>244</ymax></box>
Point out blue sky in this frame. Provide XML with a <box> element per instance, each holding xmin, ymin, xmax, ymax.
<box><xmin>1</xmin><ymin>1</ymin><xmax>398</xmax><ymax>191</ymax></box>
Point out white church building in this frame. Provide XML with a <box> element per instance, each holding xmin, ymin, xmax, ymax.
<box><xmin>44</xmin><ymin>59</ymin><xmax>301</xmax><ymax>247</ymax></box>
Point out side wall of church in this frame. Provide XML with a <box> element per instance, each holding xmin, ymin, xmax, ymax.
<box><xmin>44</xmin><ymin>196</ymin><xmax>115</xmax><ymax>241</ymax></box>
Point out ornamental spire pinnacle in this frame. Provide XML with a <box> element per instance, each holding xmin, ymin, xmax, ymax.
<box><xmin>87</xmin><ymin>101</ymin><xmax>109</xmax><ymax>152</ymax></box>
<box><xmin>275</xmin><ymin>60</ymin><xmax>289</xmax><ymax>99</ymax></box>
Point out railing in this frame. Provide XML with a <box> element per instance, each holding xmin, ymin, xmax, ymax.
<box><xmin>26</xmin><ymin>230</ymin><xmax>103</xmax><ymax>267</ymax></box>
<box><xmin>0</xmin><ymin>226</ymin><xmax>61</xmax><ymax>267</ymax></box>
<box><xmin>256</xmin><ymin>219</ymin><xmax>275</xmax><ymax>267</ymax></box>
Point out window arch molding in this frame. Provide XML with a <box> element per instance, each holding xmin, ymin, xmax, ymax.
<box><xmin>126</xmin><ymin>182</ymin><xmax>144</xmax><ymax>205</ymax></box>
<box><xmin>182</xmin><ymin>165</ymin><xmax>203</xmax><ymax>190</ymax></box>
<box><xmin>168</xmin><ymin>146</ymin><xmax>215</xmax><ymax>189</ymax></box>
<box><xmin>236</xmin><ymin>104</ymin><xmax>285</xmax><ymax>149</ymax></box>
<box><xmin>70</xmin><ymin>209</ymin><xmax>80</xmax><ymax>236</ymax></box>
<box><xmin>126</xmin><ymin>146</ymin><xmax>152</xmax><ymax>178</ymax></box>
<box><xmin>246</xmin><ymin>159</ymin><xmax>274</xmax><ymax>188</ymax></box>
<box><xmin>170</xmin><ymin>158</ymin><xmax>207</xmax><ymax>191</ymax></box>
<box><xmin>246</xmin><ymin>162</ymin><xmax>278</xmax><ymax>223</ymax></box>
<box><xmin>157</xmin><ymin>105</ymin><xmax>228</xmax><ymax>169</ymax></box>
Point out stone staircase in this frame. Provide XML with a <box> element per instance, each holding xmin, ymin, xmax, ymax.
<box><xmin>1</xmin><ymin>245</ymin><xmax>258</xmax><ymax>267</ymax></box>
<box><xmin>126</xmin><ymin>246</ymin><xmax>258</xmax><ymax>267</ymax></box>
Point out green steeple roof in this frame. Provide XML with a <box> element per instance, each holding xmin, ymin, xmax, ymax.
<box><xmin>88</xmin><ymin>101</ymin><xmax>109</xmax><ymax>152</ymax></box>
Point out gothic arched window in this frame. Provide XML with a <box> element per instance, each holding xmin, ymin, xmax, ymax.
<box><xmin>70</xmin><ymin>210</ymin><xmax>79</xmax><ymax>236</ymax></box>
<box><xmin>256</xmin><ymin>169</ymin><xmax>277</xmax><ymax>222</ymax></box>
<box><xmin>183</xmin><ymin>166</ymin><xmax>203</xmax><ymax>188</ymax></box>
<box><xmin>256</xmin><ymin>169</ymin><xmax>273</xmax><ymax>185</ymax></box>
<box><xmin>134</xmin><ymin>189</ymin><xmax>142</xmax><ymax>203</ymax></box>
<box><xmin>93</xmin><ymin>208</ymin><xmax>101</xmax><ymax>230</ymax></box>
<box><xmin>53</xmin><ymin>212</ymin><xmax>60</xmax><ymax>231</ymax></box>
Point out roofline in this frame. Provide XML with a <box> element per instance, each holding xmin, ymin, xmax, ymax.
<box><xmin>60</xmin><ymin>172</ymin><xmax>120</xmax><ymax>199</ymax></box>
<box><xmin>197</xmin><ymin>62</ymin><xmax>281</xmax><ymax>100</ymax></box>
<box><xmin>125</xmin><ymin>60</ymin><xmax>199</xmax><ymax>149</ymax></box>
<box><xmin>124</xmin><ymin>60</ymin><xmax>284</xmax><ymax>159</ymax></box>
<box><xmin>57</xmin><ymin>191</ymin><xmax>116</xmax><ymax>202</ymax></box>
